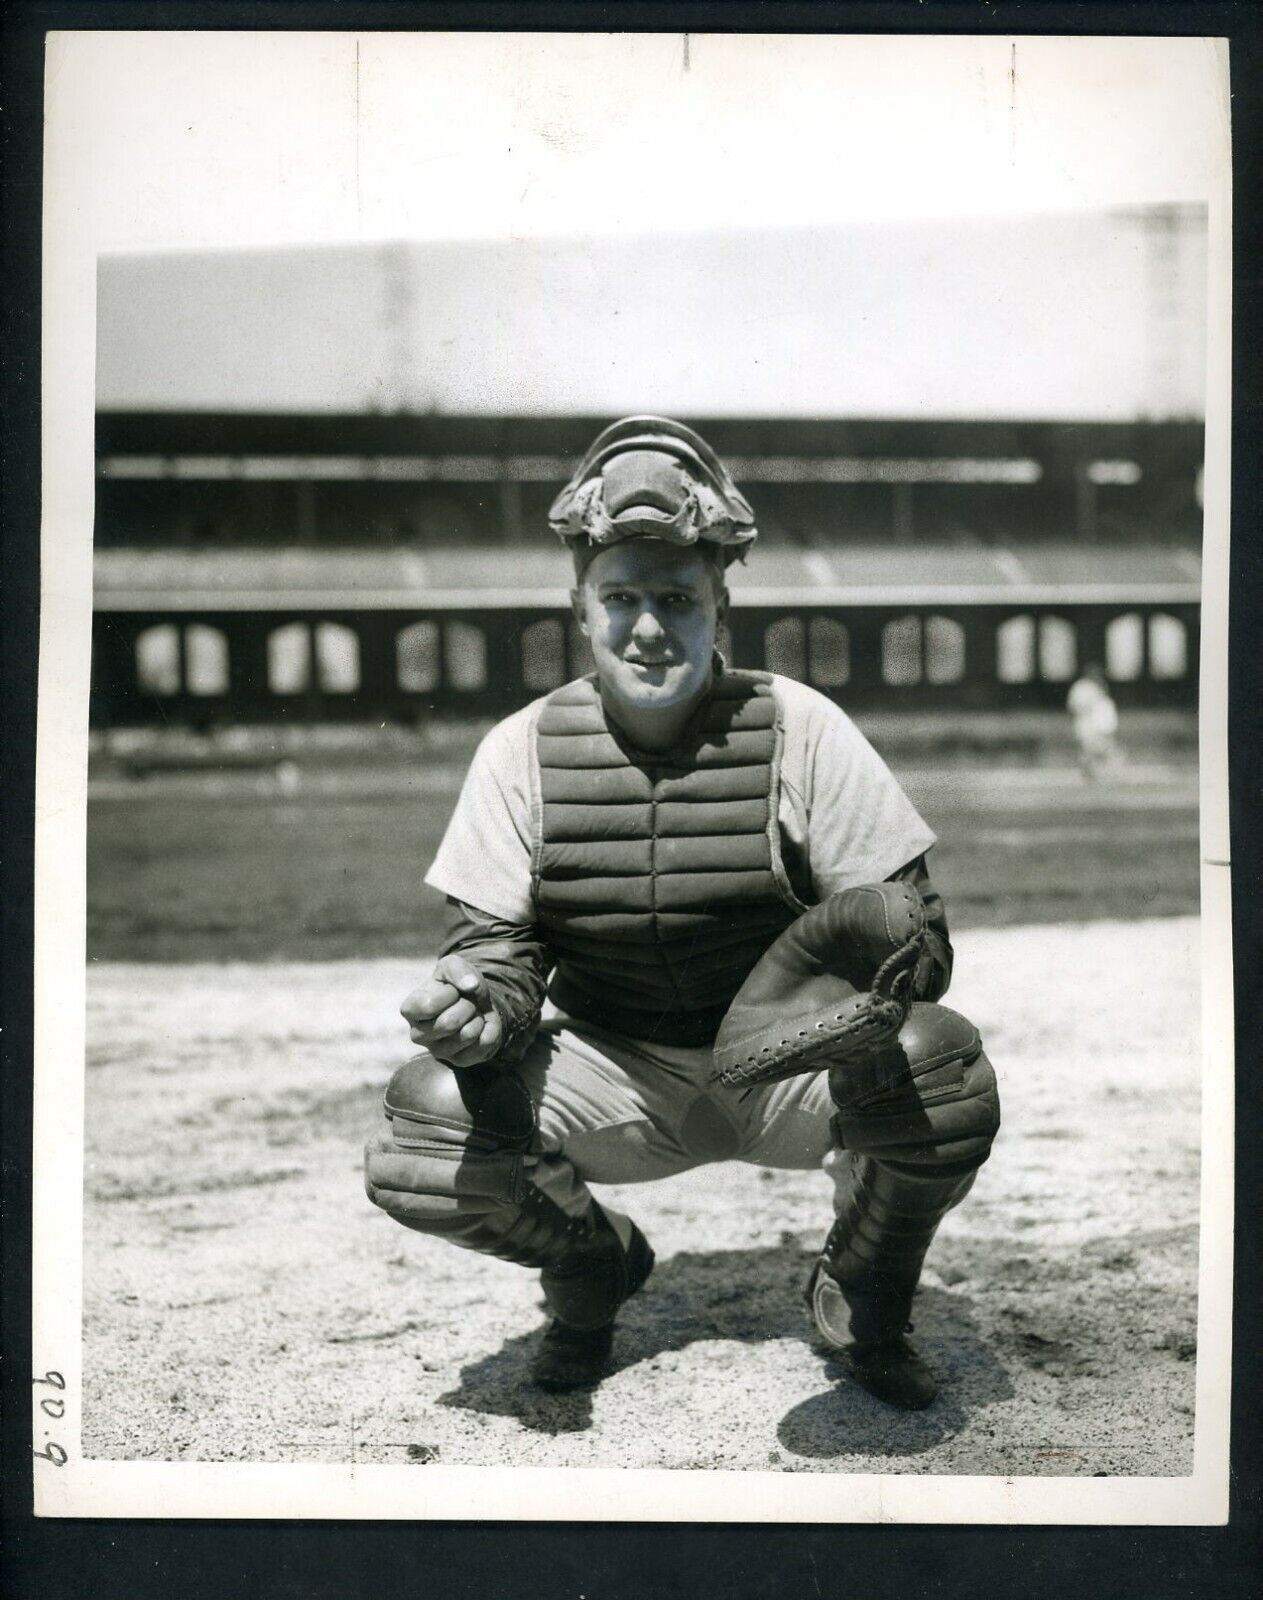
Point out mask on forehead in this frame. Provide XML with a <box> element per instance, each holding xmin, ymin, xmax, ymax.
<box><xmin>549</xmin><ymin>416</ymin><xmax>758</xmax><ymax>571</ymax></box>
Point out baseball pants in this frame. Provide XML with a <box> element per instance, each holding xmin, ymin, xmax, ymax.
<box><xmin>507</xmin><ymin>1010</ymin><xmax>844</xmax><ymax>1250</ymax></box>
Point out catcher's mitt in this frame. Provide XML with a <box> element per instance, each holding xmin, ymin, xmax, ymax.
<box><xmin>711</xmin><ymin>882</ymin><xmax>926</xmax><ymax>1089</ymax></box>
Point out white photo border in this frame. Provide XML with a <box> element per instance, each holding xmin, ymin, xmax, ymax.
<box><xmin>32</xmin><ymin>29</ymin><xmax>1235</xmax><ymax>1523</ymax></box>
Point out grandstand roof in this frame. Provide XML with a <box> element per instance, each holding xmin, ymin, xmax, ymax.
<box><xmin>97</xmin><ymin>207</ymin><xmax>1208</xmax><ymax>425</ymax></box>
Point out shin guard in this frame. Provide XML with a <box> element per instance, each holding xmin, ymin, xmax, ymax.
<box><xmin>365</xmin><ymin>1053</ymin><xmax>642</xmax><ymax>1327</ymax></box>
<box><xmin>810</xmin><ymin>1003</ymin><xmax>1000</xmax><ymax>1344</ymax></box>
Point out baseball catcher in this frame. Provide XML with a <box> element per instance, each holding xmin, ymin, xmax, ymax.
<box><xmin>365</xmin><ymin>417</ymin><xmax>1000</xmax><ymax>1410</ymax></box>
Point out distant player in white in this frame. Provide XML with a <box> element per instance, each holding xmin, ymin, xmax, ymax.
<box><xmin>1067</xmin><ymin>663</ymin><xmax>1120</xmax><ymax>780</ymax></box>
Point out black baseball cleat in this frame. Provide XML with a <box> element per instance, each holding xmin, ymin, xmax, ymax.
<box><xmin>841</xmin><ymin>1336</ymin><xmax>938</xmax><ymax>1411</ymax></box>
<box><xmin>532</xmin><ymin>1318</ymin><xmax>618</xmax><ymax>1393</ymax></box>
<box><xmin>807</xmin><ymin>1262</ymin><xmax>939</xmax><ymax>1410</ymax></box>
<box><xmin>531</xmin><ymin>1223</ymin><xmax>655</xmax><ymax>1393</ymax></box>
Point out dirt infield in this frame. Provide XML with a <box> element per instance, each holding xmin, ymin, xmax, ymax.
<box><xmin>82</xmin><ymin>916</ymin><xmax>1201</xmax><ymax>1476</ymax></box>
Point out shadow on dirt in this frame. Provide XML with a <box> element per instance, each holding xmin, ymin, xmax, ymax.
<box><xmin>776</xmin><ymin>1285</ymin><xmax>1014</xmax><ymax>1459</ymax></box>
<box><xmin>437</xmin><ymin>1245</ymin><xmax>1012</xmax><ymax>1454</ymax></box>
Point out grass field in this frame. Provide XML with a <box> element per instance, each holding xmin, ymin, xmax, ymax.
<box><xmin>87</xmin><ymin>736</ymin><xmax>1199</xmax><ymax>961</ymax></box>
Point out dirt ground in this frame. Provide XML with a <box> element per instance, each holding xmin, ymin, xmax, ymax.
<box><xmin>82</xmin><ymin>916</ymin><xmax>1201</xmax><ymax>1476</ymax></box>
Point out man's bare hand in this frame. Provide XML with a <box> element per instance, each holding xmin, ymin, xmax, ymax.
<box><xmin>400</xmin><ymin>953</ymin><xmax>504</xmax><ymax>1067</ymax></box>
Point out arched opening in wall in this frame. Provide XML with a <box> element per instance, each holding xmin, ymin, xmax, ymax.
<box><xmin>1106</xmin><ymin>613</ymin><xmax>1144</xmax><ymax>681</ymax></box>
<box><xmin>567</xmin><ymin>622</ymin><xmax>595</xmax><ymax>677</ymax></box>
<box><xmin>396</xmin><ymin>622</ymin><xmax>440</xmax><ymax>692</ymax></box>
<box><xmin>185</xmin><ymin>624</ymin><xmax>229</xmax><ymax>696</ymax></box>
<box><xmin>1037</xmin><ymin>616</ymin><xmax>1077</xmax><ymax>683</ymax></box>
<box><xmin>808</xmin><ymin>617</ymin><xmax>849</xmax><ymax>687</ymax></box>
<box><xmin>445</xmin><ymin>621</ymin><xmax>487</xmax><ymax>690</ymax></box>
<box><xmin>764</xmin><ymin>617</ymin><xmax>806</xmax><ymax>680</ymax></box>
<box><xmin>268</xmin><ymin>623</ymin><xmax>311</xmax><ymax>693</ymax></box>
<box><xmin>135</xmin><ymin>624</ymin><xmax>181</xmax><ymax>695</ymax></box>
<box><xmin>925</xmin><ymin>616</ymin><xmax>965</xmax><ymax>684</ymax></box>
<box><xmin>881</xmin><ymin>615</ymin><xmax>921</xmax><ymax>685</ymax></box>
<box><xmin>522</xmin><ymin>619</ymin><xmax>566</xmax><ymax>691</ymax></box>
<box><xmin>996</xmin><ymin>615</ymin><xmax>1034</xmax><ymax>683</ymax></box>
<box><xmin>315</xmin><ymin>623</ymin><xmax>360</xmax><ymax>692</ymax></box>
<box><xmin>1149</xmin><ymin>613</ymin><xmax>1188</xmax><ymax>680</ymax></box>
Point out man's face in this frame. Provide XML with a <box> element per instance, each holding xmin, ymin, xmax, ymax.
<box><xmin>573</xmin><ymin>540</ymin><xmax>727</xmax><ymax>717</ymax></box>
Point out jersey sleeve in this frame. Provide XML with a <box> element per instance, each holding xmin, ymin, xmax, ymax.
<box><xmin>775</xmin><ymin>677</ymin><xmax>937</xmax><ymax>901</ymax></box>
<box><xmin>423</xmin><ymin>705</ymin><xmax>537</xmax><ymax>925</ymax></box>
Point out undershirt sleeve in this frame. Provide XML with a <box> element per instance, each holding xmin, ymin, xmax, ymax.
<box><xmin>774</xmin><ymin>676</ymin><xmax>937</xmax><ymax>901</ymax></box>
<box><xmin>423</xmin><ymin>705</ymin><xmax>537</xmax><ymax>925</ymax></box>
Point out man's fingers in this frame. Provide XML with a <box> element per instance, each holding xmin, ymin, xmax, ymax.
<box><xmin>431</xmin><ymin>1013</ymin><xmax>504</xmax><ymax>1068</ymax></box>
<box><xmin>455</xmin><ymin>1013</ymin><xmax>491</xmax><ymax>1046</ymax></box>
<box><xmin>440</xmin><ymin>1041</ymin><xmax>485</xmax><ymax>1067</ymax></box>
<box><xmin>408</xmin><ymin>1015</ymin><xmax>478</xmax><ymax>1053</ymax></box>
<box><xmin>400</xmin><ymin>980</ymin><xmax>460</xmax><ymax>1025</ymax></box>
<box><xmin>429</xmin><ymin>996</ymin><xmax>478</xmax><ymax>1038</ymax></box>
<box><xmin>445</xmin><ymin>1017</ymin><xmax>502</xmax><ymax>1068</ymax></box>
<box><xmin>478</xmin><ymin>1012</ymin><xmax>503</xmax><ymax>1052</ymax></box>
<box><xmin>404</xmin><ymin>959</ymin><xmax>493</xmax><ymax>1032</ymax></box>
<box><xmin>435</xmin><ymin>953</ymin><xmax>491</xmax><ymax>1005</ymax></box>
<box><xmin>466</xmin><ymin>1012</ymin><xmax>504</xmax><ymax>1061</ymax></box>
<box><xmin>400</xmin><ymin>960</ymin><xmax>501</xmax><ymax>1063</ymax></box>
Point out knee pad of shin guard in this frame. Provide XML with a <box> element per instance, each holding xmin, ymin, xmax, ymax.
<box><xmin>364</xmin><ymin>1053</ymin><xmax>536</xmax><ymax>1233</ymax></box>
<box><xmin>828</xmin><ymin>1003</ymin><xmax>1000</xmax><ymax>1169</ymax></box>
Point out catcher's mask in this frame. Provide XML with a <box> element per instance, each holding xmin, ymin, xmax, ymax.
<box><xmin>550</xmin><ymin>417</ymin><xmax>757</xmax><ymax>573</ymax></box>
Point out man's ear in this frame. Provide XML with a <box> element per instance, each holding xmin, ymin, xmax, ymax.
<box><xmin>569</xmin><ymin>587</ymin><xmax>588</xmax><ymax>634</ymax></box>
<box><xmin>715</xmin><ymin>585</ymin><xmax>730</xmax><ymax>627</ymax></box>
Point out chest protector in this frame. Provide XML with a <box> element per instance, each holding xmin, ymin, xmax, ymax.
<box><xmin>531</xmin><ymin>670</ymin><xmax>805</xmax><ymax>1046</ymax></box>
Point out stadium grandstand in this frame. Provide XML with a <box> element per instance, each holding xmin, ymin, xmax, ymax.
<box><xmin>91</xmin><ymin>206</ymin><xmax>1205</xmax><ymax>725</ymax></box>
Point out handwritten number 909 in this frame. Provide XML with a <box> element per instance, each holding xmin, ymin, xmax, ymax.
<box><xmin>33</xmin><ymin>1371</ymin><xmax>68</xmax><ymax>1466</ymax></box>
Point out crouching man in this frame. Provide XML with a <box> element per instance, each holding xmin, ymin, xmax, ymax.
<box><xmin>366</xmin><ymin>417</ymin><xmax>999</xmax><ymax>1409</ymax></box>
